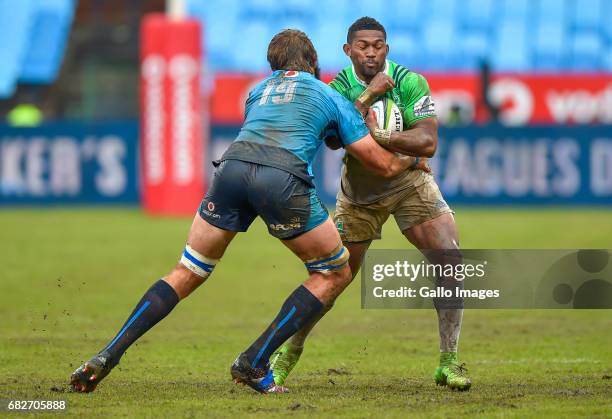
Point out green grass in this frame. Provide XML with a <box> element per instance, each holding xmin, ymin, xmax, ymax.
<box><xmin>1</xmin><ymin>208</ymin><xmax>611</xmax><ymax>418</ymax></box>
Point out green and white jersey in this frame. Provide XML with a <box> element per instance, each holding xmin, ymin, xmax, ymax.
<box><xmin>330</xmin><ymin>60</ymin><xmax>436</xmax><ymax>204</ymax></box>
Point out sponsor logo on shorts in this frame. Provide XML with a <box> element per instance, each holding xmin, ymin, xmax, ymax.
<box><xmin>413</xmin><ymin>95</ymin><xmax>436</xmax><ymax>117</ymax></box>
<box><xmin>270</xmin><ymin>222</ymin><xmax>302</xmax><ymax>231</ymax></box>
<box><xmin>202</xmin><ymin>209</ymin><xmax>220</xmax><ymax>219</ymax></box>
<box><xmin>270</xmin><ymin>217</ymin><xmax>302</xmax><ymax>231</ymax></box>
<box><xmin>201</xmin><ymin>201</ymin><xmax>220</xmax><ymax>219</ymax></box>
<box><xmin>202</xmin><ymin>210</ymin><xmax>220</xmax><ymax>219</ymax></box>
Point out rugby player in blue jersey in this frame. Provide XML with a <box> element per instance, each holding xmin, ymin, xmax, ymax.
<box><xmin>70</xmin><ymin>29</ymin><xmax>415</xmax><ymax>394</ymax></box>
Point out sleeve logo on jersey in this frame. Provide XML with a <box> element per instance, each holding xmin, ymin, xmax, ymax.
<box><xmin>413</xmin><ymin>95</ymin><xmax>436</xmax><ymax>117</ymax></box>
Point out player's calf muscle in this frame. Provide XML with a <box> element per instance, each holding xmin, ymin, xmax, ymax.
<box><xmin>164</xmin><ymin>264</ymin><xmax>207</xmax><ymax>300</ymax></box>
<box><xmin>303</xmin><ymin>266</ymin><xmax>351</xmax><ymax>305</ymax></box>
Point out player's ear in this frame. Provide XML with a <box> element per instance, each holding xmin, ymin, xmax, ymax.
<box><xmin>343</xmin><ymin>43</ymin><xmax>351</xmax><ymax>57</ymax></box>
<box><xmin>385</xmin><ymin>43</ymin><xmax>389</xmax><ymax>55</ymax></box>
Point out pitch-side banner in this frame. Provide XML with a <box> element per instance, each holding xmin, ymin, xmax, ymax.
<box><xmin>0</xmin><ymin>121</ymin><xmax>138</xmax><ymax>204</ymax></box>
<box><xmin>1</xmin><ymin>123</ymin><xmax>610</xmax><ymax>206</ymax></box>
<box><xmin>210</xmin><ymin>73</ymin><xmax>612</xmax><ymax>126</ymax></box>
<box><xmin>361</xmin><ymin>249</ymin><xmax>612</xmax><ymax>309</ymax></box>
<box><xmin>210</xmin><ymin>125</ymin><xmax>612</xmax><ymax>205</ymax></box>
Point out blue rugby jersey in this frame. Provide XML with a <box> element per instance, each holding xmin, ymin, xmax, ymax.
<box><xmin>220</xmin><ymin>70</ymin><xmax>368</xmax><ymax>185</ymax></box>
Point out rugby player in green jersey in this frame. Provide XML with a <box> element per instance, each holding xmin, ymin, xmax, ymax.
<box><xmin>272</xmin><ymin>17</ymin><xmax>471</xmax><ymax>391</ymax></box>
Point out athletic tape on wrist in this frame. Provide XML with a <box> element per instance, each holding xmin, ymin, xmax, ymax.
<box><xmin>373</xmin><ymin>128</ymin><xmax>392</xmax><ymax>146</ymax></box>
<box><xmin>356</xmin><ymin>88</ymin><xmax>376</xmax><ymax>107</ymax></box>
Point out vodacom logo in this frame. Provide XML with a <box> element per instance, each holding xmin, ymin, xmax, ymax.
<box><xmin>488</xmin><ymin>78</ymin><xmax>534</xmax><ymax>126</ymax></box>
<box><xmin>141</xmin><ymin>54</ymin><xmax>166</xmax><ymax>184</ymax></box>
<box><xmin>169</xmin><ymin>54</ymin><xmax>199</xmax><ymax>184</ymax></box>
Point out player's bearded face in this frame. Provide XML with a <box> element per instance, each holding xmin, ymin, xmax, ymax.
<box><xmin>347</xmin><ymin>30</ymin><xmax>388</xmax><ymax>80</ymax></box>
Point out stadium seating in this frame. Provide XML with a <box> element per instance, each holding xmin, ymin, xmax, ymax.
<box><xmin>184</xmin><ymin>0</ymin><xmax>612</xmax><ymax>73</ymax></box>
<box><xmin>0</xmin><ymin>0</ymin><xmax>75</xmax><ymax>98</ymax></box>
<box><xmin>0</xmin><ymin>0</ymin><xmax>35</xmax><ymax>97</ymax></box>
<box><xmin>20</xmin><ymin>0</ymin><xmax>75</xmax><ymax>83</ymax></box>
<box><xmin>2</xmin><ymin>0</ymin><xmax>609</xmax><ymax>94</ymax></box>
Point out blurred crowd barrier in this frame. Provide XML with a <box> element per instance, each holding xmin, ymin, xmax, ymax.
<box><xmin>1</xmin><ymin>122</ymin><xmax>611</xmax><ymax>206</ymax></box>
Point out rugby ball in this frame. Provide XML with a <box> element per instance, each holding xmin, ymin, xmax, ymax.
<box><xmin>370</xmin><ymin>98</ymin><xmax>403</xmax><ymax>132</ymax></box>
<box><xmin>370</xmin><ymin>97</ymin><xmax>424</xmax><ymax>169</ymax></box>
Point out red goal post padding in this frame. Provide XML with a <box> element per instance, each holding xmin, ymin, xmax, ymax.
<box><xmin>140</xmin><ymin>13</ymin><xmax>206</xmax><ymax>216</ymax></box>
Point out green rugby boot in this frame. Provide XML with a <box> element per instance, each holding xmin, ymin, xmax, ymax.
<box><xmin>434</xmin><ymin>352</ymin><xmax>472</xmax><ymax>391</ymax></box>
<box><xmin>269</xmin><ymin>343</ymin><xmax>303</xmax><ymax>386</ymax></box>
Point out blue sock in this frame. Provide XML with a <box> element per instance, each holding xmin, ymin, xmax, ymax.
<box><xmin>100</xmin><ymin>279</ymin><xmax>179</xmax><ymax>364</ymax></box>
<box><xmin>245</xmin><ymin>285</ymin><xmax>324</xmax><ymax>368</ymax></box>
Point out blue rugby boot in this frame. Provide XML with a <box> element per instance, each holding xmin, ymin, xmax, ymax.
<box><xmin>70</xmin><ymin>351</ymin><xmax>117</xmax><ymax>393</ymax></box>
<box><xmin>230</xmin><ymin>353</ymin><xmax>288</xmax><ymax>394</ymax></box>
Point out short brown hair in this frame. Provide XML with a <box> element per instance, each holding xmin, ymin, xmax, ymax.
<box><xmin>267</xmin><ymin>29</ymin><xmax>318</xmax><ymax>74</ymax></box>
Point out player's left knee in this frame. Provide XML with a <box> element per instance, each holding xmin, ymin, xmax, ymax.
<box><xmin>303</xmin><ymin>243</ymin><xmax>350</xmax><ymax>275</ymax></box>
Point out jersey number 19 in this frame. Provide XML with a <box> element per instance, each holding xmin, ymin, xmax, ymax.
<box><xmin>259</xmin><ymin>80</ymin><xmax>297</xmax><ymax>105</ymax></box>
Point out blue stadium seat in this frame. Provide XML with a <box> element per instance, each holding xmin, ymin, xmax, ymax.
<box><xmin>604</xmin><ymin>47</ymin><xmax>612</xmax><ymax>71</ymax></box>
<box><xmin>312</xmin><ymin>22</ymin><xmax>347</xmax><ymax>70</ymax></box>
<box><xmin>535</xmin><ymin>0</ymin><xmax>567</xmax><ymax>23</ymax></box>
<box><xmin>570</xmin><ymin>0</ymin><xmax>602</xmax><ymax>31</ymax></box>
<box><xmin>346</xmin><ymin>0</ymin><xmax>386</xmax><ymax>27</ymax></box>
<box><xmin>422</xmin><ymin>18</ymin><xmax>458</xmax><ymax>70</ymax></box>
<box><xmin>20</xmin><ymin>0</ymin><xmax>75</xmax><ymax>83</ymax></box>
<box><xmin>204</xmin><ymin>14</ymin><xmax>238</xmax><ymax>53</ymax></box>
<box><xmin>387</xmin><ymin>0</ymin><xmax>424</xmax><ymax>32</ymax></box>
<box><xmin>533</xmin><ymin>21</ymin><xmax>567</xmax><ymax>71</ymax></box>
<box><xmin>283</xmin><ymin>0</ymin><xmax>315</xmax><ymax>18</ymax></box>
<box><xmin>460</xmin><ymin>0</ymin><xmax>495</xmax><ymax>31</ymax></box>
<box><xmin>188</xmin><ymin>0</ymin><xmax>240</xmax><ymax>20</ymax></box>
<box><xmin>188</xmin><ymin>0</ymin><xmax>241</xmax><ymax>66</ymax></box>
<box><xmin>492</xmin><ymin>21</ymin><xmax>529</xmax><ymax>71</ymax></box>
<box><xmin>241</xmin><ymin>0</ymin><xmax>282</xmax><ymax>20</ymax></box>
<box><xmin>231</xmin><ymin>21</ymin><xmax>272</xmax><ymax>72</ymax></box>
<box><xmin>275</xmin><ymin>16</ymin><xmax>314</xmax><ymax>34</ymax></box>
<box><xmin>425</xmin><ymin>0</ymin><xmax>459</xmax><ymax>19</ymax></box>
<box><xmin>188</xmin><ymin>0</ymin><xmax>612</xmax><ymax>72</ymax></box>
<box><xmin>500</xmin><ymin>0</ymin><xmax>530</xmax><ymax>21</ymax></box>
<box><xmin>317</xmin><ymin>0</ymin><xmax>351</xmax><ymax>20</ymax></box>
<box><xmin>387</xmin><ymin>32</ymin><xmax>420</xmax><ymax>70</ymax></box>
<box><xmin>570</xmin><ymin>31</ymin><xmax>603</xmax><ymax>70</ymax></box>
<box><xmin>0</xmin><ymin>0</ymin><xmax>35</xmax><ymax>97</ymax></box>
<box><xmin>186</xmin><ymin>0</ymin><xmax>207</xmax><ymax>18</ymax></box>
<box><xmin>606</xmin><ymin>3</ymin><xmax>612</xmax><ymax>41</ymax></box>
<box><xmin>460</xmin><ymin>30</ymin><xmax>490</xmax><ymax>70</ymax></box>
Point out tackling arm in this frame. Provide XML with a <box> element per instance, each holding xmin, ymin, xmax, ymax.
<box><xmin>370</xmin><ymin>117</ymin><xmax>438</xmax><ymax>158</ymax></box>
<box><xmin>345</xmin><ymin>113</ymin><xmax>413</xmax><ymax>178</ymax></box>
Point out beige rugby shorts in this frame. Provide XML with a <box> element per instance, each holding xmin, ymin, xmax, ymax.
<box><xmin>334</xmin><ymin>173</ymin><xmax>453</xmax><ymax>242</ymax></box>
